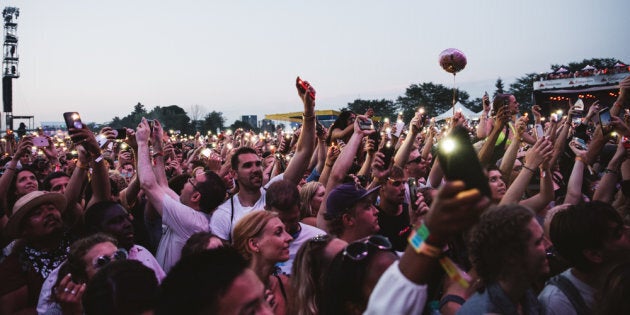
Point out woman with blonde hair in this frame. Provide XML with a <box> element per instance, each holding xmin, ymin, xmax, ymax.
<box><xmin>298</xmin><ymin>181</ymin><xmax>325</xmax><ymax>227</ymax></box>
<box><xmin>232</xmin><ymin>210</ymin><xmax>293</xmax><ymax>314</ymax></box>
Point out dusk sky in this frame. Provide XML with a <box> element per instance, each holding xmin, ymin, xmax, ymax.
<box><xmin>3</xmin><ymin>0</ymin><xmax>629</xmax><ymax>126</ymax></box>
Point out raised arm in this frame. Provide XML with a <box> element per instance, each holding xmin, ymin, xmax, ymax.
<box><xmin>283</xmin><ymin>77</ymin><xmax>316</xmax><ymax>185</ymax></box>
<box><xmin>593</xmin><ymin>136</ymin><xmax>626</xmax><ymax>203</ymax></box>
<box><xmin>136</xmin><ymin>118</ymin><xmax>169</xmax><ymax>216</ymax></box>
<box><xmin>563</xmin><ymin>142</ymin><xmax>587</xmax><ymax>205</ymax></box>
<box><xmin>499</xmin><ymin>117</ymin><xmax>525</xmax><ymax>183</ymax></box>
<box><xmin>394</xmin><ymin>112</ymin><xmax>423</xmax><ymax>168</ymax></box>
<box><xmin>317</xmin><ymin>116</ymin><xmax>374</xmax><ymax>230</ymax></box>
<box><xmin>68</xmin><ymin>127</ymin><xmax>111</xmax><ymax>208</ymax></box>
<box><xmin>500</xmin><ymin>137</ymin><xmax>552</xmax><ymax>205</ymax></box>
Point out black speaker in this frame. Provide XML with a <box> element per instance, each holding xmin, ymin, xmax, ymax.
<box><xmin>3</xmin><ymin>77</ymin><xmax>12</xmax><ymax>112</ymax></box>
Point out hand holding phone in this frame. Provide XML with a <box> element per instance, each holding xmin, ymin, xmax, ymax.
<box><xmin>296</xmin><ymin>77</ymin><xmax>316</xmax><ymax>100</ymax></box>
<box><xmin>32</xmin><ymin>137</ymin><xmax>49</xmax><ymax>147</ymax></box>
<box><xmin>358</xmin><ymin>118</ymin><xmax>374</xmax><ymax>131</ymax></box>
<box><xmin>63</xmin><ymin>112</ymin><xmax>83</xmax><ymax>130</ymax></box>
<box><xmin>437</xmin><ymin>125</ymin><xmax>491</xmax><ymax>198</ymax></box>
<box><xmin>599</xmin><ymin>107</ymin><xmax>611</xmax><ymax>130</ymax></box>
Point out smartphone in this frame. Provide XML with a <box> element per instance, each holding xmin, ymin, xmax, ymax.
<box><xmin>379</xmin><ymin>140</ymin><xmax>395</xmax><ymax>170</ymax></box>
<box><xmin>573</xmin><ymin>137</ymin><xmax>588</xmax><ymax>151</ymax></box>
<box><xmin>408</xmin><ymin>177</ymin><xmax>419</xmax><ymax>207</ymax></box>
<box><xmin>32</xmin><ymin>136</ymin><xmax>49</xmax><ymax>147</ymax></box>
<box><xmin>535</xmin><ymin>124</ymin><xmax>544</xmax><ymax>139</ymax></box>
<box><xmin>437</xmin><ymin>125</ymin><xmax>491</xmax><ymax>198</ymax></box>
<box><xmin>114</xmin><ymin>128</ymin><xmax>126</xmax><ymax>140</ymax></box>
<box><xmin>147</xmin><ymin>120</ymin><xmax>155</xmax><ymax>136</ymax></box>
<box><xmin>296</xmin><ymin>77</ymin><xmax>316</xmax><ymax>100</ymax></box>
<box><xmin>358</xmin><ymin>118</ymin><xmax>374</xmax><ymax>130</ymax></box>
<box><xmin>599</xmin><ymin>107</ymin><xmax>611</xmax><ymax>129</ymax></box>
<box><xmin>95</xmin><ymin>134</ymin><xmax>109</xmax><ymax>148</ymax></box>
<box><xmin>63</xmin><ymin>112</ymin><xmax>83</xmax><ymax>130</ymax></box>
<box><xmin>623</xmin><ymin>136</ymin><xmax>630</xmax><ymax>149</ymax></box>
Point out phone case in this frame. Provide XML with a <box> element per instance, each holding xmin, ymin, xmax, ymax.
<box><xmin>437</xmin><ymin>125</ymin><xmax>491</xmax><ymax>198</ymax></box>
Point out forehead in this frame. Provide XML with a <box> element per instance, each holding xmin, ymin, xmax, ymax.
<box><xmin>219</xmin><ymin>269</ymin><xmax>265</xmax><ymax>314</ymax></box>
<box><xmin>237</xmin><ymin>153</ymin><xmax>259</xmax><ymax>166</ymax></box>
<box><xmin>102</xmin><ymin>205</ymin><xmax>128</xmax><ymax>220</ymax></box>
<box><xmin>50</xmin><ymin>176</ymin><xmax>70</xmax><ymax>186</ymax></box>
<box><xmin>17</xmin><ymin>171</ymin><xmax>35</xmax><ymax>179</ymax></box>
<box><xmin>488</xmin><ymin>170</ymin><xmax>502</xmax><ymax>177</ymax></box>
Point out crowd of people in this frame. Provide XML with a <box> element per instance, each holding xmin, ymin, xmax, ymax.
<box><xmin>0</xmin><ymin>75</ymin><xmax>630</xmax><ymax>314</ymax></box>
<box><xmin>540</xmin><ymin>63</ymin><xmax>629</xmax><ymax>81</ymax></box>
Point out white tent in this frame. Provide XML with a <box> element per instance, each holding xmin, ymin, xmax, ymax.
<box><xmin>433</xmin><ymin>102</ymin><xmax>481</xmax><ymax>121</ymax></box>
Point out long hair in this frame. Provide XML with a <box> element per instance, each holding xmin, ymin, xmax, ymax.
<box><xmin>231</xmin><ymin>211</ymin><xmax>278</xmax><ymax>262</ymax></box>
<box><xmin>288</xmin><ymin>235</ymin><xmax>332</xmax><ymax>315</ymax></box>
<box><xmin>299</xmin><ymin>181</ymin><xmax>323</xmax><ymax>219</ymax></box>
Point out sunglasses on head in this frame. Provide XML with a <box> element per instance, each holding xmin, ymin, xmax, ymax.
<box><xmin>310</xmin><ymin>234</ymin><xmax>330</xmax><ymax>243</ymax></box>
<box><xmin>343</xmin><ymin>235</ymin><xmax>392</xmax><ymax>261</ymax></box>
<box><xmin>93</xmin><ymin>248</ymin><xmax>128</xmax><ymax>269</ymax></box>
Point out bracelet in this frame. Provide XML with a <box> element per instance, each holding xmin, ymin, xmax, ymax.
<box><xmin>418</xmin><ymin>242</ymin><xmax>443</xmax><ymax>258</ymax></box>
<box><xmin>575</xmin><ymin>156</ymin><xmax>584</xmax><ymax>163</ymax></box>
<box><xmin>302</xmin><ymin>114</ymin><xmax>316</xmax><ymax>120</ymax></box>
<box><xmin>408</xmin><ymin>223</ymin><xmax>431</xmax><ymax>253</ymax></box>
<box><xmin>605</xmin><ymin>168</ymin><xmax>619</xmax><ymax>175</ymax></box>
<box><xmin>522</xmin><ymin>165</ymin><xmax>536</xmax><ymax>174</ymax></box>
<box><xmin>439</xmin><ymin>295</ymin><xmax>466</xmax><ymax>310</ymax></box>
<box><xmin>4</xmin><ymin>166</ymin><xmax>15</xmax><ymax>171</ymax></box>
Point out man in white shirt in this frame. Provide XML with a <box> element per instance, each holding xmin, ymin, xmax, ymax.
<box><xmin>136</xmin><ymin>118</ymin><xmax>227</xmax><ymax>272</ymax></box>
<box><xmin>211</xmin><ymin>78</ymin><xmax>317</xmax><ymax>242</ymax></box>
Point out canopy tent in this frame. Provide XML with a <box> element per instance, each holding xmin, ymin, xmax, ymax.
<box><xmin>433</xmin><ymin>102</ymin><xmax>481</xmax><ymax>121</ymax></box>
<box><xmin>614</xmin><ymin>62</ymin><xmax>627</xmax><ymax>68</ymax></box>
<box><xmin>581</xmin><ymin>65</ymin><xmax>596</xmax><ymax>71</ymax></box>
<box><xmin>555</xmin><ymin>67</ymin><xmax>569</xmax><ymax>73</ymax></box>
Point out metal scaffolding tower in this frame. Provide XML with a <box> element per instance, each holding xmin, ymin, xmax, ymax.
<box><xmin>2</xmin><ymin>6</ymin><xmax>19</xmax><ymax>131</ymax></box>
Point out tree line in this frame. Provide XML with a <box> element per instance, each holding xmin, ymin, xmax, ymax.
<box><xmin>105</xmin><ymin>58</ymin><xmax>622</xmax><ymax>133</ymax></box>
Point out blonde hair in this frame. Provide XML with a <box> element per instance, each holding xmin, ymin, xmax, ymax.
<box><xmin>299</xmin><ymin>182</ymin><xmax>323</xmax><ymax>219</ymax></box>
<box><xmin>232</xmin><ymin>211</ymin><xmax>278</xmax><ymax>262</ymax></box>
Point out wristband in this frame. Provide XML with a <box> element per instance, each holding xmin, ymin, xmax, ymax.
<box><xmin>575</xmin><ymin>156</ymin><xmax>584</xmax><ymax>163</ymax></box>
<box><xmin>408</xmin><ymin>223</ymin><xmax>431</xmax><ymax>253</ymax></box>
<box><xmin>522</xmin><ymin>165</ymin><xmax>536</xmax><ymax>174</ymax></box>
<box><xmin>605</xmin><ymin>168</ymin><xmax>619</xmax><ymax>175</ymax></box>
<box><xmin>418</xmin><ymin>242</ymin><xmax>442</xmax><ymax>258</ymax></box>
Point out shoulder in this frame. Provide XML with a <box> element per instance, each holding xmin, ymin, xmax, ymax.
<box><xmin>458</xmin><ymin>291</ymin><xmax>488</xmax><ymax>315</ymax></box>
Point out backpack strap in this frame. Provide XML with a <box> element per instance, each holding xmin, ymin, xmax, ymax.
<box><xmin>547</xmin><ymin>274</ymin><xmax>591</xmax><ymax>315</ymax></box>
<box><xmin>227</xmin><ymin>195</ymin><xmax>234</xmax><ymax>242</ymax></box>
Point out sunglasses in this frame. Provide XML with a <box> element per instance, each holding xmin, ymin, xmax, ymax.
<box><xmin>343</xmin><ymin>235</ymin><xmax>392</xmax><ymax>261</ymax></box>
<box><xmin>93</xmin><ymin>248</ymin><xmax>128</xmax><ymax>269</ymax></box>
<box><xmin>310</xmin><ymin>234</ymin><xmax>330</xmax><ymax>243</ymax></box>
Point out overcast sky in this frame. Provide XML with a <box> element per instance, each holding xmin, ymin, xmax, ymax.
<box><xmin>3</xmin><ymin>0</ymin><xmax>629</xmax><ymax>126</ymax></box>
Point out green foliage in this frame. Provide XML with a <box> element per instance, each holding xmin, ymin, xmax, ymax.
<box><xmin>550</xmin><ymin>58</ymin><xmax>625</xmax><ymax>73</ymax></box>
<box><xmin>341</xmin><ymin>99</ymin><xmax>399</xmax><ymax>121</ymax></box>
<box><xmin>396</xmin><ymin>82</ymin><xmax>470</xmax><ymax>122</ymax></box>
<box><xmin>493</xmin><ymin>78</ymin><xmax>505</xmax><ymax>99</ymax></box>
<box><xmin>508</xmin><ymin>73</ymin><xmax>537</xmax><ymax>110</ymax></box>
<box><xmin>202</xmin><ymin>111</ymin><xmax>226</xmax><ymax>134</ymax></box>
<box><xmin>149</xmin><ymin>105</ymin><xmax>192</xmax><ymax>135</ymax></box>
<box><xmin>108</xmin><ymin>102</ymin><xmax>147</xmax><ymax>129</ymax></box>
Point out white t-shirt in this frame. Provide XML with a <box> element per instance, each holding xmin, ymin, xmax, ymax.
<box><xmin>363</xmin><ymin>260</ymin><xmax>428</xmax><ymax>314</ymax></box>
<box><xmin>156</xmin><ymin>195</ymin><xmax>211</xmax><ymax>273</ymax></box>
<box><xmin>276</xmin><ymin>223</ymin><xmax>325</xmax><ymax>275</ymax></box>
<box><xmin>538</xmin><ymin>269</ymin><xmax>595</xmax><ymax>315</ymax></box>
<box><xmin>210</xmin><ymin>188</ymin><xmax>267</xmax><ymax>241</ymax></box>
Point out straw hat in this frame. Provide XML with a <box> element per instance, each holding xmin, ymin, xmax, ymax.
<box><xmin>6</xmin><ymin>191</ymin><xmax>67</xmax><ymax>238</ymax></box>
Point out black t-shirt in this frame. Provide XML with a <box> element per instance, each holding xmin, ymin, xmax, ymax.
<box><xmin>377</xmin><ymin>204</ymin><xmax>411</xmax><ymax>252</ymax></box>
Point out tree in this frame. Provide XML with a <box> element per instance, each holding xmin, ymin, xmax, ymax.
<box><xmin>230</xmin><ymin>120</ymin><xmax>257</xmax><ymax>132</ymax></box>
<box><xmin>202</xmin><ymin>111</ymin><xmax>226</xmax><ymax>134</ymax></box>
<box><xmin>149</xmin><ymin>105</ymin><xmax>193</xmax><ymax>135</ymax></box>
<box><xmin>396</xmin><ymin>82</ymin><xmax>470</xmax><ymax>122</ymax></box>
<box><xmin>108</xmin><ymin>102</ymin><xmax>148</xmax><ymax>128</ymax></box>
<box><xmin>341</xmin><ymin>99</ymin><xmax>399</xmax><ymax>121</ymax></box>
<box><xmin>188</xmin><ymin>104</ymin><xmax>205</xmax><ymax>132</ymax></box>
<box><xmin>493</xmin><ymin>78</ymin><xmax>505</xmax><ymax>99</ymax></box>
<box><xmin>508</xmin><ymin>73</ymin><xmax>537</xmax><ymax>110</ymax></box>
<box><xmin>551</xmin><ymin>58</ymin><xmax>623</xmax><ymax>73</ymax></box>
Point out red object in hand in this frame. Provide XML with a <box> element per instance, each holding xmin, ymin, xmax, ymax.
<box><xmin>297</xmin><ymin>77</ymin><xmax>316</xmax><ymax>100</ymax></box>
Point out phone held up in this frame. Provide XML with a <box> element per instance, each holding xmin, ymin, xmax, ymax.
<box><xmin>598</xmin><ymin>107</ymin><xmax>611</xmax><ymax>131</ymax></box>
<box><xmin>437</xmin><ymin>125</ymin><xmax>491</xmax><ymax>198</ymax></box>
